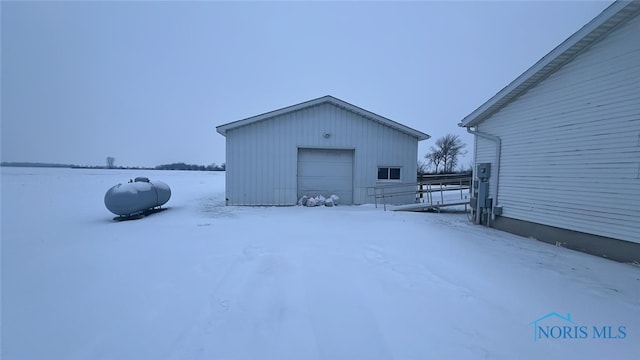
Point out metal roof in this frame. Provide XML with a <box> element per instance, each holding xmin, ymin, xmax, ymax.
<box><xmin>216</xmin><ymin>95</ymin><xmax>430</xmax><ymax>141</ymax></box>
<box><xmin>459</xmin><ymin>0</ymin><xmax>640</xmax><ymax>128</ymax></box>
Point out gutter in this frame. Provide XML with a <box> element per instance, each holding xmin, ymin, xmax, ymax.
<box><xmin>466</xmin><ymin>127</ymin><xmax>501</xmax><ymax>220</ymax></box>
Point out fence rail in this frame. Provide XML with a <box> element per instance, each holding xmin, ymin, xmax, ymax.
<box><xmin>368</xmin><ymin>174</ymin><xmax>472</xmax><ymax>211</ymax></box>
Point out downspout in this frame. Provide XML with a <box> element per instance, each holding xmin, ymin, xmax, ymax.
<box><xmin>466</xmin><ymin>126</ymin><xmax>501</xmax><ymax>220</ymax></box>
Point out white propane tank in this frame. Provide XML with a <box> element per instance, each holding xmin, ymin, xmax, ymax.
<box><xmin>104</xmin><ymin>177</ymin><xmax>171</xmax><ymax>216</ymax></box>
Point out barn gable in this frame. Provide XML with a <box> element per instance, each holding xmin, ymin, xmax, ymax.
<box><xmin>217</xmin><ymin>95</ymin><xmax>429</xmax><ymax>140</ymax></box>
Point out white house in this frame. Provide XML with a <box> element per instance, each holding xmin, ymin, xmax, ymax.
<box><xmin>217</xmin><ymin>95</ymin><xmax>429</xmax><ymax>206</ymax></box>
<box><xmin>459</xmin><ymin>0</ymin><xmax>640</xmax><ymax>262</ymax></box>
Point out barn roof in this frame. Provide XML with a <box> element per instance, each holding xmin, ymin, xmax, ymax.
<box><xmin>216</xmin><ymin>95</ymin><xmax>430</xmax><ymax>141</ymax></box>
<box><xmin>459</xmin><ymin>0</ymin><xmax>640</xmax><ymax>128</ymax></box>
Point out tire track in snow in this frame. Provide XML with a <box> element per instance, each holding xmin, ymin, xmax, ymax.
<box><xmin>364</xmin><ymin>245</ymin><xmax>474</xmax><ymax>300</ymax></box>
<box><xmin>362</xmin><ymin>245</ymin><xmax>493</xmax><ymax>358</ymax></box>
<box><xmin>167</xmin><ymin>245</ymin><xmax>299</xmax><ymax>360</ymax></box>
<box><xmin>166</xmin><ymin>251</ymin><xmax>246</xmax><ymax>360</ymax></box>
<box><xmin>302</xmin><ymin>252</ymin><xmax>393</xmax><ymax>360</ymax></box>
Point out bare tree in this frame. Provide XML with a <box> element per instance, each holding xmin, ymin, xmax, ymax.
<box><xmin>425</xmin><ymin>148</ymin><xmax>443</xmax><ymax>174</ymax></box>
<box><xmin>417</xmin><ymin>161</ymin><xmax>428</xmax><ymax>175</ymax></box>
<box><xmin>106</xmin><ymin>157</ymin><xmax>115</xmax><ymax>169</ymax></box>
<box><xmin>427</xmin><ymin>134</ymin><xmax>467</xmax><ymax>173</ymax></box>
<box><xmin>440</xmin><ymin>134</ymin><xmax>467</xmax><ymax>173</ymax></box>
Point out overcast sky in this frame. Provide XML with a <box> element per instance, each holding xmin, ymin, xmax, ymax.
<box><xmin>1</xmin><ymin>0</ymin><xmax>613</xmax><ymax>168</ymax></box>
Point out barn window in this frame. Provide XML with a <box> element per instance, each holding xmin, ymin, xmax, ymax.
<box><xmin>378</xmin><ymin>167</ymin><xmax>401</xmax><ymax>180</ymax></box>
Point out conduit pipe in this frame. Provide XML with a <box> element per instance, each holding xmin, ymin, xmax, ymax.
<box><xmin>466</xmin><ymin>127</ymin><xmax>501</xmax><ymax>221</ymax></box>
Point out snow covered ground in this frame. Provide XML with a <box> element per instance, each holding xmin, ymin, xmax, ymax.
<box><xmin>2</xmin><ymin>167</ymin><xmax>639</xmax><ymax>359</ymax></box>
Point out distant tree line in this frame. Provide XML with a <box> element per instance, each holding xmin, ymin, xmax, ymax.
<box><xmin>154</xmin><ymin>162</ymin><xmax>225</xmax><ymax>171</ymax></box>
<box><xmin>71</xmin><ymin>165</ymin><xmax>151</xmax><ymax>170</ymax></box>
<box><xmin>1</xmin><ymin>162</ymin><xmax>74</xmax><ymax>168</ymax></box>
<box><xmin>2</xmin><ymin>159</ymin><xmax>225</xmax><ymax>172</ymax></box>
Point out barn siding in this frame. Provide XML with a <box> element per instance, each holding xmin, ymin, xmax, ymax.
<box><xmin>474</xmin><ymin>14</ymin><xmax>640</xmax><ymax>244</ymax></box>
<box><xmin>225</xmin><ymin>103</ymin><xmax>418</xmax><ymax>205</ymax></box>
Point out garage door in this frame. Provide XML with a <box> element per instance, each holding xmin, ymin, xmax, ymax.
<box><xmin>297</xmin><ymin>148</ymin><xmax>353</xmax><ymax>204</ymax></box>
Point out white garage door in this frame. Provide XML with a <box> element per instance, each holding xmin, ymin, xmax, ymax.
<box><xmin>297</xmin><ymin>148</ymin><xmax>353</xmax><ymax>204</ymax></box>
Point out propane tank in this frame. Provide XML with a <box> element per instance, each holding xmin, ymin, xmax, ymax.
<box><xmin>104</xmin><ymin>177</ymin><xmax>171</xmax><ymax>216</ymax></box>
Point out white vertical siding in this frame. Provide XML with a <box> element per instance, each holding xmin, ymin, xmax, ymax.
<box><xmin>474</xmin><ymin>14</ymin><xmax>640</xmax><ymax>244</ymax></box>
<box><xmin>226</xmin><ymin>103</ymin><xmax>418</xmax><ymax>205</ymax></box>
<box><xmin>473</xmin><ymin>133</ymin><xmax>498</xmax><ymax>199</ymax></box>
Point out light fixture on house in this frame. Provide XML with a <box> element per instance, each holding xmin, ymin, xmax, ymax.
<box><xmin>323</xmin><ymin>133</ymin><xmax>331</xmax><ymax>139</ymax></box>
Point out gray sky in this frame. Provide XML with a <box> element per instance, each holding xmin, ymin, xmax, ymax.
<box><xmin>1</xmin><ymin>0</ymin><xmax>613</xmax><ymax>168</ymax></box>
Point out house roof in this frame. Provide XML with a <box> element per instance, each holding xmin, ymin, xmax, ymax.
<box><xmin>216</xmin><ymin>95</ymin><xmax>430</xmax><ymax>141</ymax></box>
<box><xmin>459</xmin><ymin>0</ymin><xmax>640</xmax><ymax>128</ymax></box>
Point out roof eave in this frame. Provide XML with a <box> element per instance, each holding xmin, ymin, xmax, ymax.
<box><xmin>216</xmin><ymin>96</ymin><xmax>332</xmax><ymax>137</ymax></box>
<box><xmin>459</xmin><ymin>0</ymin><xmax>640</xmax><ymax>128</ymax></box>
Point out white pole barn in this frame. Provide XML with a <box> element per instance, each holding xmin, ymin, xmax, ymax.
<box><xmin>217</xmin><ymin>95</ymin><xmax>429</xmax><ymax>206</ymax></box>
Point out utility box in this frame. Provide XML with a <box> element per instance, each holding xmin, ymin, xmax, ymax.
<box><xmin>477</xmin><ymin>163</ymin><xmax>491</xmax><ymax>180</ymax></box>
<box><xmin>473</xmin><ymin>163</ymin><xmax>492</xmax><ymax>225</ymax></box>
<box><xmin>477</xmin><ymin>182</ymin><xmax>489</xmax><ymax>207</ymax></box>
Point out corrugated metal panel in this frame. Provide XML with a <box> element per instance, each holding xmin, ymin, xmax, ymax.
<box><xmin>473</xmin><ymin>14</ymin><xmax>640</xmax><ymax>244</ymax></box>
<box><xmin>225</xmin><ymin>102</ymin><xmax>418</xmax><ymax>205</ymax></box>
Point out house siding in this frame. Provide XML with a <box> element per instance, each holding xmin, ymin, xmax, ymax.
<box><xmin>474</xmin><ymin>135</ymin><xmax>498</xmax><ymax>199</ymax></box>
<box><xmin>474</xmin><ymin>13</ymin><xmax>640</xmax><ymax>244</ymax></box>
<box><xmin>225</xmin><ymin>103</ymin><xmax>418</xmax><ymax>205</ymax></box>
